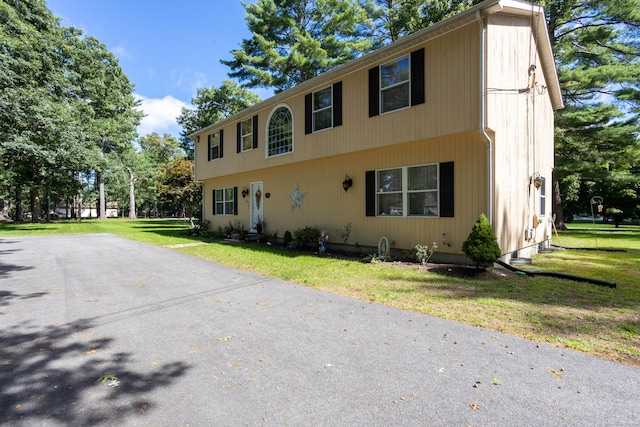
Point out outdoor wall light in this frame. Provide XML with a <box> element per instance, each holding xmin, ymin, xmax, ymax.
<box><xmin>342</xmin><ymin>175</ymin><xmax>353</xmax><ymax>192</ymax></box>
<box><xmin>241</xmin><ymin>187</ymin><xmax>249</xmax><ymax>198</ymax></box>
<box><xmin>265</xmin><ymin>192</ymin><xmax>271</xmax><ymax>199</ymax></box>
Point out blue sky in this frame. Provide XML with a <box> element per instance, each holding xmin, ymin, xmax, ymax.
<box><xmin>46</xmin><ymin>0</ymin><xmax>268</xmax><ymax>139</ymax></box>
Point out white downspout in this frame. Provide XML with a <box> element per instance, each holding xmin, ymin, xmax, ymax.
<box><xmin>477</xmin><ymin>10</ymin><xmax>493</xmax><ymax>226</ymax></box>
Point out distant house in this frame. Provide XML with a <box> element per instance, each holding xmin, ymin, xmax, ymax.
<box><xmin>190</xmin><ymin>0</ymin><xmax>563</xmax><ymax>263</ymax></box>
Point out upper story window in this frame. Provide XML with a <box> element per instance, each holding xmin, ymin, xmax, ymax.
<box><xmin>241</xmin><ymin>118</ymin><xmax>253</xmax><ymax>151</ymax></box>
<box><xmin>305</xmin><ymin>82</ymin><xmax>342</xmax><ymax>134</ymax></box>
<box><xmin>208</xmin><ymin>130</ymin><xmax>223</xmax><ymax>160</ymax></box>
<box><xmin>380</xmin><ymin>55</ymin><xmax>410</xmax><ymax>113</ymax></box>
<box><xmin>369</xmin><ymin>48</ymin><xmax>425</xmax><ymax>117</ymax></box>
<box><xmin>313</xmin><ymin>87</ymin><xmax>333</xmax><ymax>131</ymax></box>
<box><xmin>237</xmin><ymin>115</ymin><xmax>258</xmax><ymax>153</ymax></box>
<box><xmin>267</xmin><ymin>104</ymin><xmax>293</xmax><ymax>157</ymax></box>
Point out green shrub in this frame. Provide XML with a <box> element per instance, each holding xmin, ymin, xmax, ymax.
<box><xmin>414</xmin><ymin>241</ymin><xmax>438</xmax><ymax>265</ymax></box>
<box><xmin>462</xmin><ymin>214</ymin><xmax>501</xmax><ymax>268</ymax></box>
<box><xmin>293</xmin><ymin>225</ymin><xmax>320</xmax><ymax>249</ymax></box>
<box><xmin>283</xmin><ymin>230</ymin><xmax>293</xmax><ymax>247</ymax></box>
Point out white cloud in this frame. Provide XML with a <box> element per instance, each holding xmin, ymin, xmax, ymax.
<box><xmin>111</xmin><ymin>45</ymin><xmax>133</xmax><ymax>60</ymax></box>
<box><xmin>135</xmin><ymin>94</ymin><xmax>190</xmax><ymax>138</ymax></box>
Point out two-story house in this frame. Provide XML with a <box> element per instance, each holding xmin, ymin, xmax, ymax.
<box><xmin>190</xmin><ymin>0</ymin><xmax>563</xmax><ymax>263</ymax></box>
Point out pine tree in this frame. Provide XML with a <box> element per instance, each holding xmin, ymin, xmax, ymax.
<box><xmin>222</xmin><ymin>0</ymin><xmax>375</xmax><ymax>92</ymax></box>
<box><xmin>462</xmin><ymin>214</ymin><xmax>502</xmax><ymax>268</ymax></box>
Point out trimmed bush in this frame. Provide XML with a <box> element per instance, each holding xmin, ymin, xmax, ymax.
<box><xmin>462</xmin><ymin>214</ymin><xmax>501</xmax><ymax>268</ymax></box>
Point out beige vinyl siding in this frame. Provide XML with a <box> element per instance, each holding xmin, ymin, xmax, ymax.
<box><xmin>203</xmin><ymin>131</ymin><xmax>486</xmax><ymax>254</ymax></box>
<box><xmin>195</xmin><ymin>24</ymin><xmax>480</xmax><ymax>182</ymax></box>
<box><xmin>486</xmin><ymin>14</ymin><xmax>556</xmax><ymax>254</ymax></box>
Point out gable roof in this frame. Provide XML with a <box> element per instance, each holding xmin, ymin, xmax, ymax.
<box><xmin>189</xmin><ymin>0</ymin><xmax>562</xmax><ymax>139</ymax></box>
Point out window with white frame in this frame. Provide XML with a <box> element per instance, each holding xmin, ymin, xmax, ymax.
<box><xmin>209</xmin><ymin>131</ymin><xmax>220</xmax><ymax>160</ymax></box>
<box><xmin>376</xmin><ymin>163</ymin><xmax>439</xmax><ymax>217</ymax></box>
<box><xmin>380</xmin><ymin>55</ymin><xmax>410</xmax><ymax>114</ymax></box>
<box><xmin>267</xmin><ymin>105</ymin><xmax>293</xmax><ymax>157</ymax></box>
<box><xmin>214</xmin><ymin>187</ymin><xmax>234</xmax><ymax>215</ymax></box>
<box><xmin>539</xmin><ymin>176</ymin><xmax>546</xmax><ymax>215</ymax></box>
<box><xmin>312</xmin><ymin>86</ymin><xmax>332</xmax><ymax>131</ymax></box>
<box><xmin>241</xmin><ymin>117</ymin><xmax>253</xmax><ymax>152</ymax></box>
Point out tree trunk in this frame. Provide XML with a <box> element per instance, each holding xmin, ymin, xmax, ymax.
<box><xmin>15</xmin><ymin>187</ymin><xmax>23</xmax><ymax>221</ymax></box>
<box><xmin>126</xmin><ymin>167</ymin><xmax>137</xmax><ymax>220</ymax></box>
<box><xmin>30</xmin><ymin>188</ymin><xmax>40</xmax><ymax>223</ymax></box>
<box><xmin>0</xmin><ymin>199</ymin><xmax>7</xmax><ymax>220</ymax></box>
<box><xmin>98</xmin><ymin>135</ymin><xmax>106</xmax><ymax>220</ymax></box>
<box><xmin>45</xmin><ymin>185</ymin><xmax>51</xmax><ymax>222</ymax></box>
<box><xmin>552</xmin><ymin>176</ymin><xmax>568</xmax><ymax>231</ymax></box>
<box><xmin>76</xmin><ymin>171</ymin><xmax>83</xmax><ymax>221</ymax></box>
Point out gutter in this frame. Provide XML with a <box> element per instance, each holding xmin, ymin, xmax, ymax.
<box><xmin>477</xmin><ymin>10</ymin><xmax>493</xmax><ymax>225</ymax></box>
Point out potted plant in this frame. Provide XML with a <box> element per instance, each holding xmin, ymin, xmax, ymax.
<box><xmin>255</xmin><ymin>217</ymin><xmax>264</xmax><ymax>234</ymax></box>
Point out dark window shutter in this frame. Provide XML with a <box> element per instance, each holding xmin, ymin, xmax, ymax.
<box><xmin>333</xmin><ymin>81</ymin><xmax>342</xmax><ymax>127</ymax></box>
<box><xmin>368</xmin><ymin>66</ymin><xmax>379</xmax><ymax>117</ymax></box>
<box><xmin>439</xmin><ymin>162</ymin><xmax>454</xmax><ymax>217</ymax></box>
<box><xmin>207</xmin><ymin>135</ymin><xmax>211</xmax><ymax>161</ymax></box>
<box><xmin>236</xmin><ymin>123</ymin><xmax>241</xmax><ymax>153</ymax></box>
<box><xmin>212</xmin><ymin>189</ymin><xmax>216</xmax><ymax>215</ymax></box>
<box><xmin>252</xmin><ymin>115</ymin><xmax>259</xmax><ymax>148</ymax></box>
<box><xmin>366</xmin><ymin>170</ymin><xmax>376</xmax><ymax>216</ymax></box>
<box><xmin>305</xmin><ymin>93</ymin><xmax>312</xmax><ymax>134</ymax></box>
<box><xmin>219</xmin><ymin>129</ymin><xmax>224</xmax><ymax>158</ymax></box>
<box><xmin>233</xmin><ymin>186</ymin><xmax>238</xmax><ymax>215</ymax></box>
<box><xmin>411</xmin><ymin>48</ymin><xmax>425</xmax><ymax>106</ymax></box>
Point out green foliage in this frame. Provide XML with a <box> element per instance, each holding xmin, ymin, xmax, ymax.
<box><xmin>156</xmin><ymin>158</ymin><xmax>202</xmax><ymax>218</ymax></box>
<box><xmin>292</xmin><ymin>225</ymin><xmax>320</xmax><ymax>249</ymax></box>
<box><xmin>222</xmin><ymin>0</ymin><xmax>375</xmax><ymax>92</ymax></box>
<box><xmin>462</xmin><ymin>214</ymin><xmax>502</xmax><ymax>268</ymax></box>
<box><xmin>414</xmin><ymin>241</ymin><xmax>438</xmax><ymax>265</ymax></box>
<box><xmin>335</xmin><ymin>222</ymin><xmax>352</xmax><ymax>244</ymax></box>
<box><xmin>0</xmin><ymin>0</ymin><xmax>142</xmax><ymax>222</ymax></box>
<box><xmin>176</xmin><ymin>80</ymin><xmax>260</xmax><ymax>158</ymax></box>
<box><xmin>283</xmin><ymin>230</ymin><xmax>293</xmax><ymax>247</ymax></box>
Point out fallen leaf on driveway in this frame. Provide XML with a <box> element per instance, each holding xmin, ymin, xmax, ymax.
<box><xmin>549</xmin><ymin>369</ymin><xmax>563</xmax><ymax>377</ymax></box>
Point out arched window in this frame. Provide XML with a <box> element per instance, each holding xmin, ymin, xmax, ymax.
<box><xmin>266</xmin><ymin>104</ymin><xmax>293</xmax><ymax>157</ymax></box>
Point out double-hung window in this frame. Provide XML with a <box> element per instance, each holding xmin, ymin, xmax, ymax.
<box><xmin>539</xmin><ymin>176</ymin><xmax>546</xmax><ymax>215</ymax></box>
<box><xmin>375</xmin><ymin>164</ymin><xmax>439</xmax><ymax>217</ymax></box>
<box><xmin>208</xmin><ymin>130</ymin><xmax>222</xmax><ymax>160</ymax></box>
<box><xmin>367</xmin><ymin>161</ymin><xmax>453</xmax><ymax>217</ymax></box>
<box><xmin>214</xmin><ymin>187</ymin><xmax>235</xmax><ymax>215</ymax></box>
<box><xmin>369</xmin><ymin>48</ymin><xmax>424</xmax><ymax>117</ymax></box>
<box><xmin>240</xmin><ymin>118</ymin><xmax>253</xmax><ymax>152</ymax></box>
<box><xmin>312</xmin><ymin>87</ymin><xmax>333</xmax><ymax>131</ymax></box>
<box><xmin>305</xmin><ymin>82</ymin><xmax>342</xmax><ymax>134</ymax></box>
<box><xmin>267</xmin><ymin>105</ymin><xmax>293</xmax><ymax>157</ymax></box>
<box><xmin>380</xmin><ymin>55</ymin><xmax>410</xmax><ymax>114</ymax></box>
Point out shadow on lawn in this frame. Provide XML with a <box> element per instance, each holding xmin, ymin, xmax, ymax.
<box><xmin>0</xmin><ymin>318</ymin><xmax>190</xmax><ymax>425</ymax></box>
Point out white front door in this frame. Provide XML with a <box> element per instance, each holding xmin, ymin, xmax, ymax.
<box><xmin>249</xmin><ymin>181</ymin><xmax>263</xmax><ymax>232</ymax></box>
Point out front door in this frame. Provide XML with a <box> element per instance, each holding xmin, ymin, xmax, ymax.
<box><xmin>249</xmin><ymin>181</ymin><xmax>263</xmax><ymax>232</ymax></box>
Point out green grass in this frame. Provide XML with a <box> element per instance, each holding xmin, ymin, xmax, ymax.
<box><xmin>2</xmin><ymin>218</ymin><xmax>639</xmax><ymax>366</ymax></box>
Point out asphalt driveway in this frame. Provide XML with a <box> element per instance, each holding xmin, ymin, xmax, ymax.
<box><xmin>1</xmin><ymin>234</ymin><xmax>639</xmax><ymax>426</ymax></box>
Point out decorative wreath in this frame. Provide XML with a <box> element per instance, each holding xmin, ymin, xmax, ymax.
<box><xmin>255</xmin><ymin>189</ymin><xmax>262</xmax><ymax>208</ymax></box>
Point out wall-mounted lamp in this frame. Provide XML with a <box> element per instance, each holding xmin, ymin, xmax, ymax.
<box><xmin>342</xmin><ymin>175</ymin><xmax>353</xmax><ymax>192</ymax></box>
<box><xmin>265</xmin><ymin>192</ymin><xmax>271</xmax><ymax>199</ymax></box>
<box><xmin>241</xmin><ymin>187</ymin><xmax>249</xmax><ymax>198</ymax></box>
